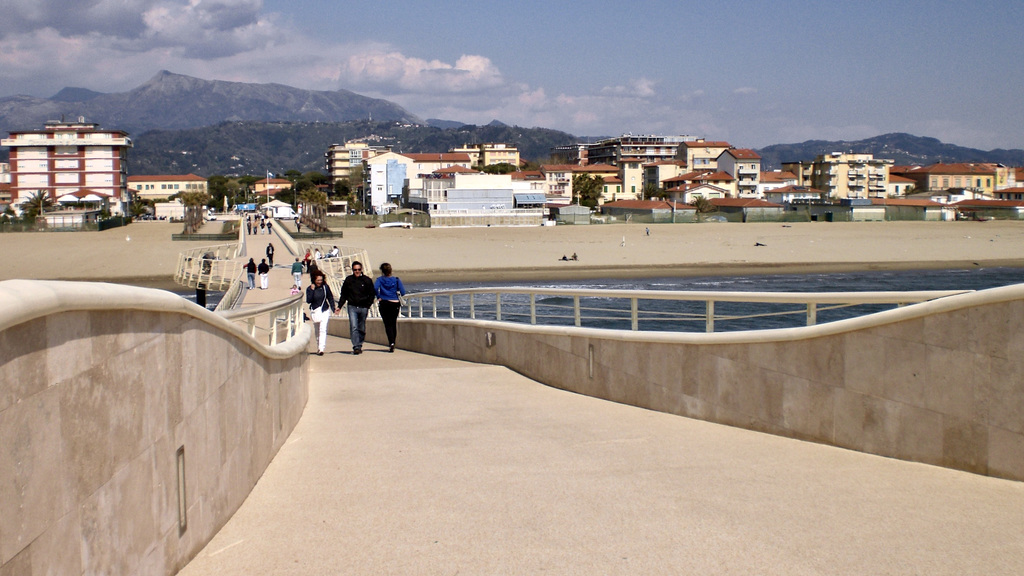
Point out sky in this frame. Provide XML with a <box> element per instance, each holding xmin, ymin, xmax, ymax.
<box><xmin>1</xmin><ymin>0</ymin><xmax>1022</xmax><ymax>150</ymax></box>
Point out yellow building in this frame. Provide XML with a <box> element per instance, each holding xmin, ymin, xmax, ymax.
<box><xmin>451</xmin><ymin>143</ymin><xmax>520</xmax><ymax>169</ymax></box>
<box><xmin>325</xmin><ymin>141</ymin><xmax>389</xmax><ymax>185</ymax></box>
<box><xmin>782</xmin><ymin>152</ymin><xmax>892</xmax><ymax>199</ymax></box>
<box><xmin>128</xmin><ymin>174</ymin><xmax>207</xmax><ymax>201</ymax></box>
<box><xmin>676</xmin><ymin>140</ymin><xmax>732</xmax><ymax>171</ymax></box>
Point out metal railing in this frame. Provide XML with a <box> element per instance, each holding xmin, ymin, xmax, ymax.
<box><xmin>219</xmin><ymin>294</ymin><xmax>306</xmax><ymax>346</ymax></box>
<box><xmin>173</xmin><ymin>242</ymin><xmax>243</xmax><ymax>291</ymax></box>
<box><xmin>402</xmin><ymin>287</ymin><xmax>972</xmax><ymax>333</ymax></box>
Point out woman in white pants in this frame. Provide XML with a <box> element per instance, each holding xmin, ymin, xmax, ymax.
<box><xmin>305</xmin><ymin>270</ymin><xmax>336</xmax><ymax>355</ymax></box>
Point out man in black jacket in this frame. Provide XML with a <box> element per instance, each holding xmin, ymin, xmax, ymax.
<box><xmin>338</xmin><ymin>261</ymin><xmax>375</xmax><ymax>354</ymax></box>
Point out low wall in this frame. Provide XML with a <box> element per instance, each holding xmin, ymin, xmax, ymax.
<box><xmin>342</xmin><ymin>284</ymin><xmax>1024</xmax><ymax>481</ymax></box>
<box><xmin>0</xmin><ymin>280</ymin><xmax>311</xmax><ymax>575</ymax></box>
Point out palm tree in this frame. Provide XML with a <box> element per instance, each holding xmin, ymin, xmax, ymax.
<box><xmin>180</xmin><ymin>190</ymin><xmax>211</xmax><ymax>234</ymax></box>
<box><xmin>20</xmin><ymin>191</ymin><xmax>54</xmax><ymax>223</ymax></box>
<box><xmin>298</xmin><ymin>188</ymin><xmax>329</xmax><ymax>232</ymax></box>
<box><xmin>690</xmin><ymin>195</ymin><xmax>715</xmax><ymax>214</ymax></box>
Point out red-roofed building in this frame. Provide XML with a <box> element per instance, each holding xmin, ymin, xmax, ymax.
<box><xmin>665</xmin><ymin>183</ymin><xmax>730</xmax><ymax>204</ymax></box>
<box><xmin>994</xmin><ymin>187</ymin><xmax>1024</xmax><ymax>201</ymax></box>
<box><xmin>677</xmin><ymin>140</ymin><xmax>732</xmax><ymax>171</ymax></box>
<box><xmin>717</xmin><ymin>149</ymin><xmax>761</xmax><ymax>197</ymax></box>
<box><xmin>128</xmin><ymin>174</ymin><xmax>208</xmax><ymax>201</ymax></box>
<box><xmin>763</xmin><ymin>185</ymin><xmax>824</xmax><ymax>204</ymax></box>
<box><xmin>898</xmin><ymin>162</ymin><xmax>1007</xmax><ymax>196</ymax></box>
<box><xmin>888</xmin><ymin>174</ymin><xmax>916</xmax><ymax>197</ymax></box>
<box><xmin>642</xmin><ymin>160</ymin><xmax>688</xmax><ymax>192</ymax></box>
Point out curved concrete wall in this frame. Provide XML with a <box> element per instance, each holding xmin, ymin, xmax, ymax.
<box><xmin>353</xmin><ymin>284</ymin><xmax>1024</xmax><ymax>481</ymax></box>
<box><xmin>0</xmin><ymin>280</ymin><xmax>311</xmax><ymax>575</ymax></box>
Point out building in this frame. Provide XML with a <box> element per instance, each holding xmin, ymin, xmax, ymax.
<box><xmin>325</xmin><ymin>141</ymin><xmax>389</xmax><ymax>185</ymax></box>
<box><xmin>413</xmin><ymin>172</ymin><xmax>544</xmax><ymax>227</ymax></box>
<box><xmin>717</xmin><ymin>149</ymin><xmax>761</xmax><ymax>197</ymax></box>
<box><xmin>663</xmin><ymin>171</ymin><xmax>737</xmax><ymax>197</ymax></box>
<box><xmin>763</xmin><ymin>185</ymin><xmax>824</xmax><ymax>204</ymax></box>
<box><xmin>888</xmin><ymin>174</ymin><xmax>916</xmax><ymax>197</ymax></box>
<box><xmin>757</xmin><ymin>170</ymin><xmax>798</xmax><ymax>197</ymax></box>
<box><xmin>451</xmin><ymin>143</ymin><xmax>520</xmax><ymax>169</ymax></box>
<box><xmin>254</xmin><ymin>177</ymin><xmax>292</xmax><ymax>199</ymax></box>
<box><xmin>580</xmin><ymin>134</ymin><xmax>698</xmax><ymax>167</ymax></box>
<box><xmin>642</xmin><ymin>160</ymin><xmax>688</xmax><ymax>192</ymax></box>
<box><xmin>782</xmin><ymin>153</ymin><xmax>893</xmax><ymax>199</ymax></box>
<box><xmin>994</xmin><ymin>187</ymin><xmax>1024</xmax><ymax>201</ymax></box>
<box><xmin>366</xmin><ymin>155</ymin><xmax>409</xmax><ymax>214</ymax></box>
<box><xmin>676</xmin><ymin>140</ymin><xmax>732</xmax><ymax>172</ymax></box>
<box><xmin>2</xmin><ymin>119</ymin><xmax>132</xmax><ymax>214</ymax></box>
<box><xmin>128</xmin><ymin>174</ymin><xmax>207</xmax><ymax>202</ymax></box>
<box><xmin>894</xmin><ymin>163</ymin><xmax>1004</xmax><ymax>195</ymax></box>
<box><xmin>710</xmin><ymin>198</ymin><xmax>784</xmax><ymax>222</ymax></box>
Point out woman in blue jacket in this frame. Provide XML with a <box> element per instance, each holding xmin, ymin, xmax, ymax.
<box><xmin>374</xmin><ymin>262</ymin><xmax>406</xmax><ymax>353</ymax></box>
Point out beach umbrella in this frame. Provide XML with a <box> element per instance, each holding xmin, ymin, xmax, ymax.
<box><xmin>57</xmin><ymin>194</ymin><xmax>80</xmax><ymax>204</ymax></box>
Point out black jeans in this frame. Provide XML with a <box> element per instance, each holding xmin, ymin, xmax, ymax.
<box><xmin>378</xmin><ymin>300</ymin><xmax>401</xmax><ymax>345</ymax></box>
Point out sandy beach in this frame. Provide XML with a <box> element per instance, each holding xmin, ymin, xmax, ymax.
<box><xmin>2</xmin><ymin>220</ymin><xmax>1024</xmax><ymax>287</ymax></box>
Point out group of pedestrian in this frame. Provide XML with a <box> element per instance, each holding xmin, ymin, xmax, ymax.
<box><xmin>304</xmin><ymin>261</ymin><xmax>407</xmax><ymax>356</ymax></box>
<box><xmin>245</xmin><ymin>214</ymin><xmax>274</xmax><ymax>235</ymax></box>
<box><xmin>242</xmin><ymin>257</ymin><xmax>271</xmax><ymax>290</ymax></box>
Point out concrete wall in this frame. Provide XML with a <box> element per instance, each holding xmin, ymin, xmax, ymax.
<box><xmin>0</xmin><ymin>280</ymin><xmax>311</xmax><ymax>575</ymax></box>
<box><xmin>348</xmin><ymin>284</ymin><xmax>1024</xmax><ymax>481</ymax></box>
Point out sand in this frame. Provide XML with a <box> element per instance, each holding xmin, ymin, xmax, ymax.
<box><xmin>2</xmin><ymin>220</ymin><xmax>1024</xmax><ymax>287</ymax></box>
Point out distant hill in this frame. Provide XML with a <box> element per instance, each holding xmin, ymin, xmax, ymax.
<box><xmin>128</xmin><ymin>120</ymin><xmax>578</xmax><ymax>176</ymax></box>
<box><xmin>756</xmin><ymin>133</ymin><xmax>1024</xmax><ymax>170</ymax></box>
<box><xmin>0</xmin><ymin>70</ymin><xmax>418</xmax><ymax>136</ymax></box>
<box><xmin>426</xmin><ymin>118</ymin><xmax>466</xmax><ymax>130</ymax></box>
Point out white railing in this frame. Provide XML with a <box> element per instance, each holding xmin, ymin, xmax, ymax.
<box><xmin>219</xmin><ymin>294</ymin><xmax>306</xmax><ymax>346</ymax></box>
<box><xmin>174</xmin><ymin>242</ymin><xmax>243</xmax><ymax>291</ymax></box>
<box><xmin>402</xmin><ymin>287</ymin><xmax>972</xmax><ymax>333</ymax></box>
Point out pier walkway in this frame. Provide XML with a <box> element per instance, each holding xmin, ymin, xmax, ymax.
<box><xmin>178</xmin><ymin>335</ymin><xmax>1024</xmax><ymax>574</ymax></box>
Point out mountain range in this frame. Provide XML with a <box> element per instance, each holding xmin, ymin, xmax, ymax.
<box><xmin>0</xmin><ymin>71</ymin><xmax>1021</xmax><ymax>174</ymax></box>
<box><xmin>0</xmin><ymin>70</ymin><xmax>417</xmax><ymax>136</ymax></box>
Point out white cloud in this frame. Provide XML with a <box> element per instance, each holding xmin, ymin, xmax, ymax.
<box><xmin>600</xmin><ymin>77</ymin><xmax>657</xmax><ymax>98</ymax></box>
<box><xmin>733</xmin><ymin>86</ymin><xmax>757</xmax><ymax>95</ymax></box>
<box><xmin>340</xmin><ymin>52</ymin><xmax>504</xmax><ymax>94</ymax></box>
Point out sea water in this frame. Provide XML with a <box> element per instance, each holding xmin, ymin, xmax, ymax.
<box><xmin>405</xmin><ymin>267</ymin><xmax>1024</xmax><ymax>333</ymax></box>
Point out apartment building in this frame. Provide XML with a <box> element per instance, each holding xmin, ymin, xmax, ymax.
<box><xmin>717</xmin><ymin>149</ymin><xmax>761</xmax><ymax>197</ymax></box>
<box><xmin>642</xmin><ymin>160</ymin><xmax>688</xmax><ymax>192</ymax></box>
<box><xmin>2</xmin><ymin>119</ymin><xmax>132</xmax><ymax>214</ymax></box>
<box><xmin>128</xmin><ymin>174</ymin><xmax>207</xmax><ymax>201</ymax></box>
<box><xmin>325</xmin><ymin>141</ymin><xmax>389</xmax><ymax>184</ymax></box>
<box><xmin>676</xmin><ymin>140</ymin><xmax>732</xmax><ymax>171</ymax></box>
<box><xmin>782</xmin><ymin>153</ymin><xmax>892</xmax><ymax>199</ymax></box>
<box><xmin>451</xmin><ymin>143</ymin><xmax>520</xmax><ymax>169</ymax></box>
<box><xmin>578</xmin><ymin>134</ymin><xmax>698</xmax><ymax>167</ymax></box>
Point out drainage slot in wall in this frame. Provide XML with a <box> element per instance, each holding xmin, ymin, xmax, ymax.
<box><xmin>176</xmin><ymin>446</ymin><xmax>188</xmax><ymax>535</ymax></box>
<box><xmin>588</xmin><ymin>344</ymin><xmax>594</xmax><ymax>379</ymax></box>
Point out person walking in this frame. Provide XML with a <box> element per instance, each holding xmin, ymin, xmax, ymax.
<box><xmin>244</xmin><ymin>258</ymin><xmax>257</xmax><ymax>289</ymax></box>
<box><xmin>303</xmin><ymin>248</ymin><xmax>312</xmax><ymax>271</ymax></box>
<box><xmin>305</xmin><ymin>270</ymin><xmax>336</xmax><ymax>356</ymax></box>
<box><xmin>291</xmin><ymin>257</ymin><xmax>304</xmax><ymax>290</ymax></box>
<box><xmin>266</xmin><ymin>242</ymin><xmax>275</xmax><ymax>266</ymax></box>
<box><xmin>258</xmin><ymin>258</ymin><xmax>270</xmax><ymax>289</ymax></box>
<box><xmin>267</xmin><ymin>220</ymin><xmax>273</xmax><ymax>235</ymax></box>
<box><xmin>260</xmin><ymin>219</ymin><xmax>266</xmax><ymax>235</ymax></box>
<box><xmin>246</xmin><ymin>216</ymin><xmax>252</xmax><ymax>235</ymax></box>
<box><xmin>337</xmin><ymin>260</ymin><xmax>375</xmax><ymax>355</ymax></box>
<box><xmin>374</xmin><ymin>262</ymin><xmax>407</xmax><ymax>353</ymax></box>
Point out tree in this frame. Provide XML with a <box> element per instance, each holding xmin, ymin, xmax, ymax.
<box><xmin>180</xmin><ymin>190</ymin><xmax>211</xmax><ymax>234</ymax></box>
<box><xmin>689</xmin><ymin>195</ymin><xmax>716</xmax><ymax>214</ymax></box>
<box><xmin>298</xmin><ymin>188</ymin><xmax>329</xmax><ymax>231</ymax></box>
<box><xmin>481</xmin><ymin>162</ymin><xmax>517</xmax><ymax>174</ymax></box>
<box><xmin>20</xmin><ymin>191</ymin><xmax>54</xmax><ymax>222</ymax></box>
<box><xmin>572</xmin><ymin>173</ymin><xmax>603</xmax><ymax>208</ymax></box>
<box><xmin>643</xmin><ymin>183</ymin><xmax>668</xmax><ymax>200</ymax></box>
